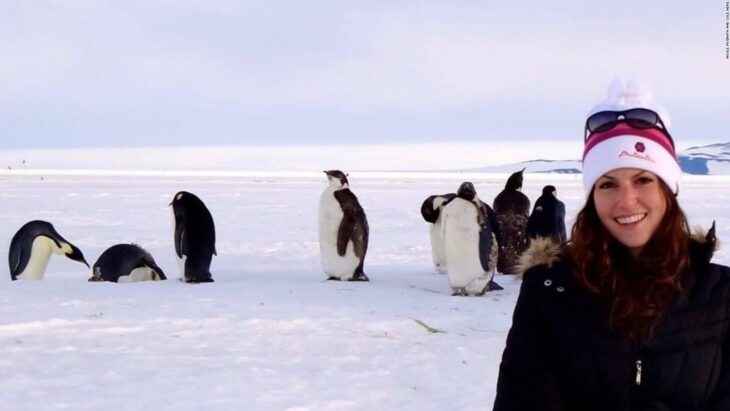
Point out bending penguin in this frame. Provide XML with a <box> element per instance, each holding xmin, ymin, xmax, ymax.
<box><xmin>420</xmin><ymin>193</ymin><xmax>456</xmax><ymax>274</ymax></box>
<box><xmin>492</xmin><ymin>168</ymin><xmax>531</xmax><ymax>274</ymax></box>
<box><xmin>89</xmin><ymin>244</ymin><xmax>166</xmax><ymax>283</ymax></box>
<box><xmin>9</xmin><ymin>220</ymin><xmax>89</xmax><ymax>281</ymax></box>
<box><xmin>170</xmin><ymin>191</ymin><xmax>216</xmax><ymax>283</ymax></box>
<box><xmin>441</xmin><ymin>182</ymin><xmax>502</xmax><ymax>296</ymax></box>
<box><xmin>318</xmin><ymin>170</ymin><xmax>369</xmax><ymax>281</ymax></box>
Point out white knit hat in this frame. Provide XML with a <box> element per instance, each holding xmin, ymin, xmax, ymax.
<box><xmin>582</xmin><ymin>78</ymin><xmax>681</xmax><ymax>196</ymax></box>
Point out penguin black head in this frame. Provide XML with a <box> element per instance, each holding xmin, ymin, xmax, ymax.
<box><xmin>30</xmin><ymin>221</ymin><xmax>89</xmax><ymax>266</ymax></box>
<box><xmin>505</xmin><ymin>168</ymin><xmax>525</xmax><ymax>191</ymax></box>
<box><xmin>323</xmin><ymin>170</ymin><xmax>349</xmax><ymax>188</ymax></box>
<box><xmin>170</xmin><ymin>191</ymin><xmax>213</xmax><ymax>215</ymax></box>
<box><xmin>456</xmin><ymin>182</ymin><xmax>477</xmax><ymax>201</ymax></box>
<box><xmin>170</xmin><ymin>191</ymin><xmax>197</xmax><ymax>207</ymax></box>
<box><xmin>65</xmin><ymin>243</ymin><xmax>90</xmax><ymax>268</ymax></box>
<box><xmin>542</xmin><ymin>185</ymin><xmax>557</xmax><ymax>197</ymax></box>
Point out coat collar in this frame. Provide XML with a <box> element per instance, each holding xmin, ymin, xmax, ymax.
<box><xmin>515</xmin><ymin>226</ymin><xmax>719</xmax><ymax>278</ymax></box>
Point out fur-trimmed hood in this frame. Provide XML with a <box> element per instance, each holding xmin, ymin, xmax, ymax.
<box><xmin>514</xmin><ymin>223</ymin><xmax>719</xmax><ymax>278</ymax></box>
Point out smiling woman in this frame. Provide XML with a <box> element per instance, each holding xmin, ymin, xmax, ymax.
<box><xmin>493</xmin><ymin>78</ymin><xmax>730</xmax><ymax>411</ymax></box>
<box><xmin>593</xmin><ymin>169</ymin><xmax>669</xmax><ymax>257</ymax></box>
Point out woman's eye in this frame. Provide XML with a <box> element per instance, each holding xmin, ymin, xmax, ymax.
<box><xmin>636</xmin><ymin>176</ymin><xmax>655</xmax><ymax>185</ymax></box>
<box><xmin>597</xmin><ymin>181</ymin><xmax>616</xmax><ymax>189</ymax></box>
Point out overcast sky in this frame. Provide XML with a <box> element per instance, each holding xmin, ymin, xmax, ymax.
<box><xmin>1</xmin><ymin>1</ymin><xmax>728</xmax><ymax>149</ymax></box>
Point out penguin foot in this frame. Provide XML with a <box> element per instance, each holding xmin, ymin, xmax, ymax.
<box><xmin>350</xmin><ymin>272</ymin><xmax>369</xmax><ymax>282</ymax></box>
<box><xmin>451</xmin><ymin>288</ymin><xmax>468</xmax><ymax>297</ymax></box>
<box><xmin>326</xmin><ymin>276</ymin><xmax>342</xmax><ymax>281</ymax></box>
<box><xmin>487</xmin><ymin>280</ymin><xmax>503</xmax><ymax>291</ymax></box>
<box><xmin>185</xmin><ymin>277</ymin><xmax>215</xmax><ymax>284</ymax></box>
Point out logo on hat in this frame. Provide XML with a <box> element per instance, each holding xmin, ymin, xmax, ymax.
<box><xmin>619</xmin><ymin>150</ymin><xmax>655</xmax><ymax>163</ymax></box>
<box><xmin>635</xmin><ymin>142</ymin><xmax>645</xmax><ymax>153</ymax></box>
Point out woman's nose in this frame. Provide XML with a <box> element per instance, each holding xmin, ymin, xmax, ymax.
<box><xmin>616</xmin><ymin>184</ymin><xmax>639</xmax><ymax>207</ymax></box>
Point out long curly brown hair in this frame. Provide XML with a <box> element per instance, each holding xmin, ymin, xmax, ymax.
<box><xmin>567</xmin><ymin>181</ymin><xmax>691</xmax><ymax>344</ymax></box>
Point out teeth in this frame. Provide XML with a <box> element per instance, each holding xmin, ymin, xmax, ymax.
<box><xmin>616</xmin><ymin>214</ymin><xmax>646</xmax><ymax>225</ymax></box>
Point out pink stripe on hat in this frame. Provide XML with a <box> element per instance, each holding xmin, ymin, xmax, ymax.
<box><xmin>583</xmin><ymin>124</ymin><xmax>676</xmax><ymax>160</ymax></box>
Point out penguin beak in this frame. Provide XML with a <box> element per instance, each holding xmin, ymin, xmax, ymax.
<box><xmin>66</xmin><ymin>244</ymin><xmax>90</xmax><ymax>268</ymax></box>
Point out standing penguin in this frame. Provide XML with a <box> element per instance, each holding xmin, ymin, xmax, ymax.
<box><xmin>526</xmin><ymin>185</ymin><xmax>567</xmax><ymax>245</ymax></box>
<box><xmin>493</xmin><ymin>168</ymin><xmax>530</xmax><ymax>275</ymax></box>
<box><xmin>170</xmin><ymin>191</ymin><xmax>216</xmax><ymax>283</ymax></box>
<box><xmin>89</xmin><ymin>244</ymin><xmax>166</xmax><ymax>283</ymax></box>
<box><xmin>9</xmin><ymin>220</ymin><xmax>89</xmax><ymax>281</ymax></box>
<box><xmin>318</xmin><ymin>170</ymin><xmax>369</xmax><ymax>281</ymax></box>
<box><xmin>420</xmin><ymin>193</ymin><xmax>456</xmax><ymax>274</ymax></box>
<box><xmin>442</xmin><ymin>182</ymin><xmax>501</xmax><ymax>296</ymax></box>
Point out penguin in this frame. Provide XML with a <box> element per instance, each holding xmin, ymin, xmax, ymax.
<box><xmin>526</xmin><ymin>185</ymin><xmax>567</xmax><ymax>245</ymax></box>
<box><xmin>492</xmin><ymin>168</ymin><xmax>531</xmax><ymax>275</ymax></box>
<box><xmin>441</xmin><ymin>182</ymin><xmax>502</xmax><ymax>296</ymax></box>
<box><xmin>421</xmin><ymin>193</ymin><xmax>456</xmax><ymax>274</ymax></box>
<box><xmin>89</xmin><ymin>244</ymin><xmax>166</xmax><ymax>283</ymax></box>
<box><xmin>8</xmin><ymin>220</ymin><xmax>89</xmax><ymax>281</ymax></box>
<box><xmin>318</xmin><ymin>170</ymin><xmax>369</xmax><ymax>281</ymax></box>
<box><xmin>170</xmin><ymin>191</ymin><xmax>216</xmax><ymax>283</ymax></box>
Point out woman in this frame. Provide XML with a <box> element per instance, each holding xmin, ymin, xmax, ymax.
<box><xmin>493</xmin><ymin>79</ymin><xmax>730</xmax><ymax>411</ymax></box>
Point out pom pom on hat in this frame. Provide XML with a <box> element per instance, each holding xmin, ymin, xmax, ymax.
<box><xmin>587</xmin><ymin>78</ymin><xmax>672</xmax><ymax>130</ymax></box>
<box><xmin>582</xmin><ymin>78</ymin><xmax>681</xmax><ymax>196</ymax></box>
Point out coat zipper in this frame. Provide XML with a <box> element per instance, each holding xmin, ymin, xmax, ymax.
<box><xmin>635</xmin><ymin>359</ymin><xmax>642</xmax><ymax>386</ymax></box>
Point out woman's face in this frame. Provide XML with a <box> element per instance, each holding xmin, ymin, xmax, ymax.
<box><xmin>593</xmin><ymin>168</ymin><xmax>667</xmax><ymax>256</ymax></box>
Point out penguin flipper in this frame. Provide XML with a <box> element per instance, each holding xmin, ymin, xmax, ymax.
<box><xmin>9</xmin><ymin>234</ymin><xmax>36</xmax><ymax>280</ymax></box>
<box><xmin>336</xmin><ymin>217</ymin><xmax>355</xmax><ymax>257</ymax></box>
<box><xmin>8</xmin><ymin>237</ymin><xmax>24</xmax><ymax>280</ymax></box>
<box><xmin>173</xmin><ymin>215</ymin><xmax>185</xmax><ymax>258</ymax></box>
<box><xmin>478</xmin><ymin>227</ymin><xmax>494</xmax><ymax>272</ymax></box>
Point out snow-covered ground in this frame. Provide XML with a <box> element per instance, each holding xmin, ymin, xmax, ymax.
<box><xmin>0</xmin><ymin>172</ymin><xmax>728</xmax><ymax>411</ymax></box>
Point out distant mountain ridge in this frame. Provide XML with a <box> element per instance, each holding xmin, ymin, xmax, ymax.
<box><xmin>469</xmin><ymin>142</ymin><xmax>730</xmax><ymax>175</ymax></box>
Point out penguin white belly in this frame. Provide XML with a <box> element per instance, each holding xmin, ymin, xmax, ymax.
<box><xmin>443</xmin><ymin>200</ymin><xmax>487</xmax><ymax>291</ymax></box>
<box><xmin>118</xmin><ymin>267</ymin><xmax>157</xmax><ymax>283</ymax></box>
<box><xmin>430</xmin><ymin>214</ymin><xmax>448</xmax><ymax>274</ymax></box>
<box><xmin>176</xmin><ymin>254</ymin><xmax>187</xmax><ymax>280</ymax></box>
<box><xmin>318</xmin><ymin>189</ymin><xmax>359</xmax><ymax>280</ymax></box>
<box><xmin>16</xmin><ymin>237</ymin><xmax>59</xmax><ymax>280</ymax></box>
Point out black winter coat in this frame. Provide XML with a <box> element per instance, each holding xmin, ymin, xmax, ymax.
<box><xmin>493</xmin><ymin>238</ymin><xmax>730</xmax><ymax>411</ymax></box>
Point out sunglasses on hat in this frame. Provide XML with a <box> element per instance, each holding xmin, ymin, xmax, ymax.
<box><xmin>584</xmin><ymin>108</ymin><xmax>674</xmax><ymax>148</ymax></box>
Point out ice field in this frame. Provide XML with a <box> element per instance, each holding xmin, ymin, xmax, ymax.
<box><xmin>0</xmin><ymin>171</ymin><xmax>728</xmax><ymax>411</ymax></box>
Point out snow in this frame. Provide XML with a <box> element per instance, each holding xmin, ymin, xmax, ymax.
<box><xmin>0</xmin><ymin>171</ymin><xmax>728</xmax><ymax>411</ymax></box>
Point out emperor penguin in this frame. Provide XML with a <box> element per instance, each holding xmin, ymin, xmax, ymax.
<box><xmin>420</xmin><ymin>193</ymin><xmax>456</xmax><ymax>274</ymax></box>
<box><xmin>441</xmin><ymin>182</ymin><xmax>502</xmax><ymax>296</ymax></box>
<box><xmin>170</xmin><ymin>191</ymin><xmax>216</xmax><ymax>283</ymax></box>
<box><xmin>8</xmin><ymin>220</ymin><xmax>89</xmax><ymax>281</ymax></box>
<box><xmin>318</xmin><ymin>170</ymin><xmax>369</xmax><ymax>281</ymax></box>
<box><xmin>89</xmin><ymin>244</ymin><xmax>166</xmax><ymax>283</ymax></box>
<box><xmin>526</xmin><ymin>185</ymin><xmax>567</xmax><ymax>245</ymax></box>
<box><xmin>492</xmin><ymin>168</ymin><xmax>531</xmax><ymax>274</ymax></box>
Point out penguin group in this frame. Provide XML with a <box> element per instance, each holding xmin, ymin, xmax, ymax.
<box><xmin>9</xmin><ymin>191</ymin><xmax>217</xmax><ymax>284</ymax></box>
<box><xmin>7</xmin><ymin>168</ymin><xmax>567</xmax><ymax>298</ymax></box>
<box><xmin>421</xmin><ymin>169</ymin><xmax>568</xmax><ymax>296</ymax></box>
